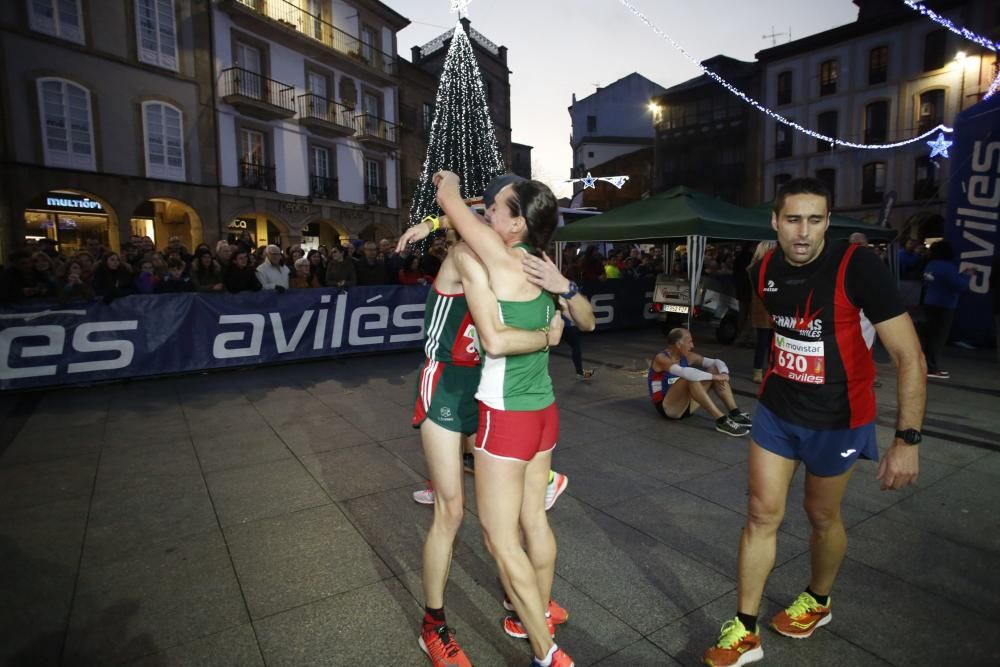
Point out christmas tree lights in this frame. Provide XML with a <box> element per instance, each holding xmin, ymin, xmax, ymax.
<box><xmin>616</xmin><ymin>0</ymin><xmax>956</xmax><ymax>153</ymax></box>
<box><xmin>408</xmin><ymin>22</ymin><xmax>505</xmax><ymax>232</ymax></box>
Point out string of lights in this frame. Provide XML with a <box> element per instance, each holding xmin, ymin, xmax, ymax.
<box><xmin>407</xmin><ymin>22</ymin><xmax>505</xmax><ymax>231</ymax></box>
<box><xmin>565</xmin><ymin>173</ymin><xmax>630</xmax><ymax>190</ymax></box>
<box><xmin>616</xmin><ymin>0</ymin><xmax>954</xmax><ymax>153</ymax></box>
<box><xmin>901</xmin><ymin>1</ymin><xmax>1000</xmax><ymax>99</ymax></box>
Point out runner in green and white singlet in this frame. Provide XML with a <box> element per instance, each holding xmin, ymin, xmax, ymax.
<box><xmin>477</xmin><ymin>279</ymin><xmax>556</xmax><ymax>412</ymax></box>
<box><xmin>433</xmin><ymin>170</ymin><xmax>587</xmax><ymax>667</ymax></box>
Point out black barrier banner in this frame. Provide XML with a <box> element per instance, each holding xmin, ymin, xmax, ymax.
<box><xmin>0</xmin><ymin>279</ymin><xmax>657</xmax><ymax>390</ymax></box>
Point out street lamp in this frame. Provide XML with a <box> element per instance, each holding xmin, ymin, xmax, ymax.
<box><xmin>648</xmin><ymin>101</ymin><xmax>663</xmax><ymax>124</ymax></box>
<box><xmin>955</xmin><ymin>51</ymin><xmax>967</xmax><ymax>111</ymax></box>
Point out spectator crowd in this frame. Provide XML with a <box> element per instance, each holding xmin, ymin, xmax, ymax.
<box><xmin>0</xmin><ymin>232</ymin><xmax>452</xmax><ymax>305</ymax></box>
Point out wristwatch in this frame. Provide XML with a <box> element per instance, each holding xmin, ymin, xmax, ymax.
<box><xmin>561</xmin><ymin>281</ymin><xmax>580</xmax><ymax>300</ymax></box>
<box><xmin>894</xmin><ymin>429</ymin><xmax>922</xmax><ymax>445</ymax></box>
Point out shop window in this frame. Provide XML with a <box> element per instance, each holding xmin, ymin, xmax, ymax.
<box><xmin>142</xmin><ymin>101</ymin><xmax>185</xmax><ymax>181</ymax></box>
<box><xmin>37</xmin><ymin>78</ymin><xmax>96</xmax><ymax>170</ymax></box>
<box><xmin>28</xmin><ymin>0</ymin><xmax>84</xmax><ymax>43</ymax></box>
<box><xmin>135</xmin><ymin>0</ymin><xmax>178</xmax><ymax>70</ymax></box>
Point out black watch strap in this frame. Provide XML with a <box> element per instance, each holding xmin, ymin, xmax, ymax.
<box><xmin>894</xmin><ymin>429</ymin><xmax>922</xmax><ymax>445</ymax></box>
<box><xmin>561</xmin><ymin>281</ymin><xmax>579</xmax><ymax>300</ymax></box>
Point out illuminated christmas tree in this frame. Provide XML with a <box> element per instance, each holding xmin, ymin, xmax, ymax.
<box><xmin>408</xmin><ymin>22</ymin><xmax>505</xmax><ymax>229</ymax></box>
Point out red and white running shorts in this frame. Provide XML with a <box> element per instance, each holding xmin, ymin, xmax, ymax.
<box><xmin>475</xmin><ymin>402</ymin><xmax>559</xmax><ymax>462</ymax></box>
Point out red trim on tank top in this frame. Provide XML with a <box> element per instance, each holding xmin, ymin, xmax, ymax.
<box><xmin>434</xmin><ymin>285</ymin><xmax>464</xmax><ymax>297</ymax></box>
<box><xmin>834</xmin><ymin>244</ymin><xmax>874</xmax><ymax>428</ymax></box>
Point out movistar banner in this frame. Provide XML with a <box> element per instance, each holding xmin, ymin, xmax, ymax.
<box><xmin>944</xmin><ymin>95</ymin><xmax>999</xmax><ymax>347</ymax></box>
<box><xmin>0</xmin><ymin>280</ymin><xmax>656</xmax><ymax>390</ymax></box>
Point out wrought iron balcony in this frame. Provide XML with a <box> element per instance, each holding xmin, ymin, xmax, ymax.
<box><xmin>230</xmin><ymin>0</ymin><xmax>397</xmax><ymax>77</ymax></box>
<box><xmin>354</xmin><ymin>114</ymin><xmax>398</xmax><ymax>147</ymax></box>
<box><xmin>310</xmin><ymin>174</ymin><xmax>339</xmax><ymax>200</ymax></box>
<box><xmin>239</xmin><ymin>161</ymin><xmax>276</xmax><ymax>190</ymax></box>
<box><xmin>298</xmin><ymin>93</ymin><xmax>356</xmax><ymax>136</ymax></box>
<box><xmin>364</xmin><ymin>185</ymin><xmax>387</xmax><ymax>207</ymax></box>
<box><xmin>221</xmin><ymin>67</ymin><xmax>295</xmax><ymax>119</ymax></box>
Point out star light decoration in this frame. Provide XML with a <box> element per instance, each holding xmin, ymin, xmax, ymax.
<box><xmin>615</xmin><ymin>0</ymin><xmax>962</xmax><ymax>154</ymax></box>
<box><xmin>926</xmin><ymin>132</ymin><xmax>953</xmax><ymax>159</ymax></box>
<box><xmin>566</xmin><ymin>172</ymin><xmax>630</xmax><ymax>190</ymax></box>
<box><xmin>449</xmin><ymin>0</ymin><xmax>472</xmax><ymax>18</ymax></box>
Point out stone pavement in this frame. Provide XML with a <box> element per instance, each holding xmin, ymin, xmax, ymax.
<box><xmin>2</xmin><ymin>326</ymin><xmax>998</xmax><ymax>666</ymax></box>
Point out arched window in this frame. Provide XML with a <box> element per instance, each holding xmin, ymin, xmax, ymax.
<box><xmin>37</xmin><ymin>78</ymin><xmax>95</xmax><ymax>170</ymax></box>
<box><xmin>142</xmin><ymin>101</ymin><xmax>185</xmax><ymax>181</ymax></box>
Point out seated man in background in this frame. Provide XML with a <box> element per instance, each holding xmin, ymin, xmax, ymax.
<box><xmin>648</xmin><ymin>327</ymin><xmax>751</xmax><ymax>437</ymax></box>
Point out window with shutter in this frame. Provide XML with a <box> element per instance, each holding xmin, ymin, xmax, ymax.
<box><xmin>37</xmin><ymin>78</ymin><xmax>95</xmax><ymax>170</ymax></box>
<box><xmin>28</xmin><ymin>0</ymin><xmax>84</xmax><ymax>43</ymax></box>
<box><xmin>136</xmin><ymin>0</ymin><xmax>178</xmax><ymax>69</ymax></box>
<box><xmin>143</xmin><ymin>102</ymin><xmax>185</xmax><ymax>180</ymax></box>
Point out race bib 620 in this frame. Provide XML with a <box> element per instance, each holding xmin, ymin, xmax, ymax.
<box><xmin>774</xmin><ymin>335</ymin><xmax>825</xmax><ymax>384</ymax></box>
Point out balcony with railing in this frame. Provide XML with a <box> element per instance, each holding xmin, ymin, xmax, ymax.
<box><xmin>364</xmin><ymin>184</ymin><xmax>387</xmax><ymax>207</ymax></box>
<box><xmin>298</xmin><ymin>94</ymin><xmax>356</xmax><ymax>137</ymax></box>
<box><xmin>228</xmin><ymin>0</ymin><xmax>397</xmax><ymax>77</ymax></box>
<box><xmin>354</xmin><ymin>114</ymin><xmax>398</xmax><ymax>147</ymax></box>
<box><xmin>240</xmin><ymin>161</ymin><xmax>276</xmax><ymax>190</ymax></box>
<box><xmin>221</xmin><ymin>67</ymin><xmax>295</xmax><ymax>119</ymax></box>
<box><xmin>310</xmin><ymin>174</ymin><xmax>339</xmax><ymax>200</ymax></box>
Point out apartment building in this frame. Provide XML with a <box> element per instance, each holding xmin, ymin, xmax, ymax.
<box><xmin>758</xmin><ymin>0</ymin><xmax>998</xmax><ymax>236</ymax></box>
<box><xmin>0</xmin><ymin>0</ymin><xmax>219</xmax><ymax>256</ymax></box>
<box><xmin>213</xmin><ymin>0</ymin><xmax>408</xmax><ymax>249</ymax></box>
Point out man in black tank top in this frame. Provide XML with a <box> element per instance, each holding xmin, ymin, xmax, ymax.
<box><xmin>703</xmin><ymin>178</ymin><xmax>927</xmax><ymax>667</ymax></box>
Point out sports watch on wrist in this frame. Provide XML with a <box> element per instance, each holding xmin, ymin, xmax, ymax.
<box><xmin>894</xmin><ymin>429</ymin><xmax>922</xmax><ymax>445</ymax></box>
<box><xmin>561</xmin><ymin>281</ymin><xmax>579</xmax><ymax>300</ymax></box>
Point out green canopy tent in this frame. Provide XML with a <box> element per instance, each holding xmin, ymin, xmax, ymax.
<box><xmin>553</xmin><ymin>186</ymin><xmax>896</xmax><ymax>327</ymax></box>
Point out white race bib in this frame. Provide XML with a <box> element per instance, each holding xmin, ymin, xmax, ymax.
<box><xmin>774</xmin><ymin>334</ymin><xmax>826</xmax><ymax>385</ymax></box>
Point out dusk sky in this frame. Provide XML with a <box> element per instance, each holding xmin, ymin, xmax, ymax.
<box><xmin>388</xmin><ymin>0</ymin><xmax>861</xmax><ymax>196</ymax></box>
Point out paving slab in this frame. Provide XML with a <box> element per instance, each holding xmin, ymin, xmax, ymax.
<box><xmin>603</xmin><ymin>486</ymin><xmax>809</xmax><ymax>576</ymax></box>
<box><xmin>273</xmin><ymin>413</ymin><xmax>373</xmax><ymax>457</ymax></box>
<box><xmin>592</xmin><ymin>638</ymin><xmax>681</xmax><ymax>666</ymax></box>
<box><xmin>83</xmin><ymin>473</ymin><xmax>218</xmax><ymax>566</ymax></box>
<box><xmin>341</xmin><ymin>485</ymin><xmax>484</xmax><ymax>577</ymax></box>
<box><xmin>881</xmin><ymin>467</ymin><xmax>1000</xmax><ymax>555</ymax></box>
<box><xmin>204</xmin><ymin>457</ymin><xmax>330</xmax><ymax>527</ymax></box>
<box><xmin>0</xmin><ymin>453</ymin><xmax>98</xmax><ymax>511</ymax></box>
<box><xmin>578</xmin><ymin>431</ymin><xmax>728</xmax><ymax>486</ymax></box>
<box><xmin>191</xmin><ymin>427</ymin><xmax>292</xmax><ymax>472</ymax></box>
<box><xmin>125</xmin><ymin>624</ymin><xmax>264</xmax><ymax>666</ymax></box>
<box><xmin>299</xmin><ymin>443</ymin><xmax>422</xmax><ymax>501</ymax></box>
<box><xmin>0</xmin><ymin>497</ymin><xmax>88</xmax><ymax>665</ymax></box>
<box><xmin>552</xmin><ymin>504</ymin><xmax>735</xmax><ymax>634</ymax></box>
<box><xmin>0</xmin><ymin>424</ymin><xmax>103</xmax><ymax>466</ymax></box>
<box><xmin>768</xmin><ymin>553</ymin><xmax>993</xmax><ymax>666</ymax></box>
<box><xmin>549</xmin><ymin>444</ymin><xmax>669</xmax><ymax>508</ymax></box>
<box><xmin>647</xmin><ymin>590</ymin><xmax>892</xmax><ymax>666</ymax></box>
<box><xmin>253</xmin><ymin>579</ymin><xmax>421</xmax><ymax>667</ymax></box>
<box><xmin>64</xmin><ymin>528</ymin><xmax>247</xmax><ymax>665</ymax></box>
<box><xmin>224</xmin><ymin>504</ymin><xmax>392</xmax><ymax>619</ymax></box>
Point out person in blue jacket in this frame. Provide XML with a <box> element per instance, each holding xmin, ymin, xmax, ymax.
<box><xmin>921</xmin><ymin>240</ymin><xmax>973</xmax><ymax>379</ymax></box>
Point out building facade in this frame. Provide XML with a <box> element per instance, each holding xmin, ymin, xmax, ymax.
<box><xmin>0</xmin><ymin>0</ymin><xmax>219</xmax><ymax>257</ymax></box>
<box><xmin>568</xmin><ymin>72</ymin><xmax>666</xmax><ymax>181</ymax></box>
<box><xmin>651</xmin><ymin>56</ymin><xmax>763</xmax><ymax>207</ymax></box>
<box><xmin>214</xmin><ymin>0</ymin><xmax>409</xmax><ymax>250</ymax></box>
<box><xmin>757</xmin><ymin>0</ymin><xmax>999</xmax><ymax>237</ymax></box>
<box><xmin>510</xmin><ymin>141</ymin><xmax>532</xmax><ymax>179</ymax></box>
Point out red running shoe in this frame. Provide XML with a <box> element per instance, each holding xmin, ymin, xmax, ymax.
<box><xmin>530</xmin><ymin>647</ymin><xmax>575</xmax><ymax>666</ymax></box>
<box><xmin>504</xmin><ymin>597</ymin><xmax>568</xmax><ymax>625</ymax></box>
<box><xmin>419</xmin><ymin>623</ymin><xmax>472</xmax><ymax>667</ymax></box>
<box><xmin>503</xmin><ymin>614</ymin><xmax>555</xmax><ymax>639</ymax></box>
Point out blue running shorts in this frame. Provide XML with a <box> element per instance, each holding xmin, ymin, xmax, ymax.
<box><xmin>751</xmin><ymin>404</ymin><xmax>879</xmax><ymax>477</ymax></box>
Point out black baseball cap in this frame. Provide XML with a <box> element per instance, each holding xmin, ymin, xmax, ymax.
<box><xmin>483</xmin><ymin>173</ymin><xmax>526</xmax><ymax>208</ymax></box>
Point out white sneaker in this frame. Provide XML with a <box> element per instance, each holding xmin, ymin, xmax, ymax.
<box><xmin>413</xmin><ymin>483</ymin><xmax>435</xmax><ymax>505</ymax></box>
<box><xmin>544</xmin><ymin>471</ymin><xmax>568</xmax><ymax>510</ymax></box>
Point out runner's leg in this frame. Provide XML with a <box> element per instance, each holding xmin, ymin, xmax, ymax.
<box><xmin>802</xmin><ymin>467</ymin><xmax>854</xmax><ymax>596</ymax></box>
<box><xmin>520</xmin><ymin>449</ymin><xmax>556</xmax><ymax>609</ymax></box>
<box><xmin>475</xmin><ymin>450</ymin><xmax>553</xmax><ymax>660</ymax></box>
<box><xmin>738</xmin><ymin>441</ymin><xmax>799</xmax><ymax>615</ymax></box>
<box><xmin>421</xmin><ymin>419</ymin><xmax>465</xmax><ymax>608</ymax></box>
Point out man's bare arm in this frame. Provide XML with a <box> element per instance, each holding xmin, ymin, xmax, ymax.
<box><xmin>874</xmin><ymin>313</ymin><xmax>926</xmax><ymax>490</ymax></box>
